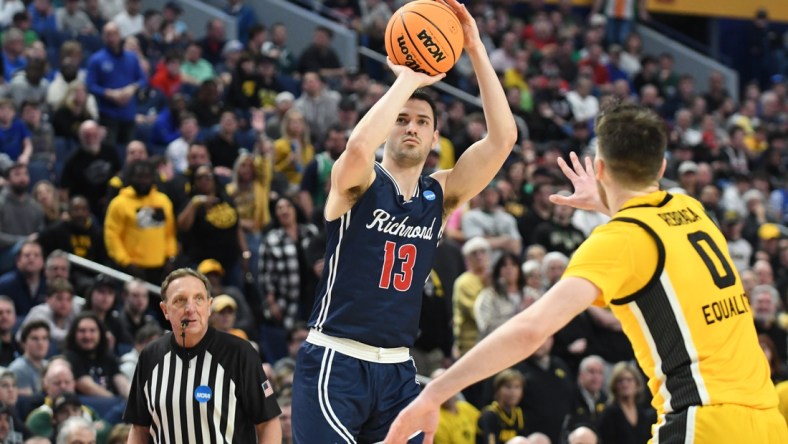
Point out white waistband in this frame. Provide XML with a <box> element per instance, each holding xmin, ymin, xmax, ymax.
<box><xmin>306</xmin><ymin>330</ymin><xmax>411</xmax><ymax>364</ymax></box>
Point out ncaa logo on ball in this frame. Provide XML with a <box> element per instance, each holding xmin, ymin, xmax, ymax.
<box><xmin>416</xmin><ymin>29</ymin><xmax>446</xmax><ymax>62</ymax></box>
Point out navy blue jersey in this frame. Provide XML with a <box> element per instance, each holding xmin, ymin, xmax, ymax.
<box><xmin>308</xmin><ymin>163</ymin><xmax>444</xmax><ymax>348</ymax></box>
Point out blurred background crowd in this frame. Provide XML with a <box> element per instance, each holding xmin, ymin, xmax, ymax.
<box><xmin>0</xmin><ymin>0</ymin><xmax>785</xmax><ymax>443</ymax></box>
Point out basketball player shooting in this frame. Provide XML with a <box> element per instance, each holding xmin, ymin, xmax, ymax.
<box><xmin>290</xmin><ymin>0</ymin><xmax>517</xmax><ymax>442</ymax></box>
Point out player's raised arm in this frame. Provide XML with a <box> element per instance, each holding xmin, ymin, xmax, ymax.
<box><xmin>436</xmin><ymin>0</ymin><xmax>517</xmax><ymax>209</ymax></box>
<box><xmin>325</xmin><ymin>61</ymin><xmax>444</xmax><ymax>220</ymax></box>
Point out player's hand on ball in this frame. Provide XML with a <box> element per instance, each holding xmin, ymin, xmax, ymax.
<box><xmin>441</xmin><ymin>0</ymin><xmax>481</xmax><ymax>51</ymax></box>
<box><xmin>386</xmin><ymin>57</ymin><xmax>445</xmax><ymax>87</ymax></box>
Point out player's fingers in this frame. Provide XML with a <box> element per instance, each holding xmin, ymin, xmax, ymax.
<box><xmin>423</xmin><ymin>431</ymin><xmax>435</xmax><ymax>444</ymax></box>
<box><xmin>556</xmin><ymin>157</ymin><xmax>578</xmax><ymax>181</ymax></box>
<box><xmin>427</xmin><ymin>72</ymin><xmax>446</xmax><ymax>84</ymax></box>
<box><xmin>569</xmin><ymin>151</ymin><xmax>585</xmax><ymax>174</ymax></box>
<box><xmin>548</xmin><ymin>194</ymin><xmax>572</xmax><ymax>206</ymax></box>
<box><xmin>584</xmin><ymin>155</ymin><xmax>595</xmax><ymax>174</ymax></box>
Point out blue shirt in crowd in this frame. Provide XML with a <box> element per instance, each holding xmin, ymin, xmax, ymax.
<box><xmin>0</xmin><ymin>119</ymin><xmax>31</xmax><ymax>161</ymax></box>
<box><xmin>86</xmin><ymin>48</ymin><xmax>147</xmax><ymax>122</ymax></box>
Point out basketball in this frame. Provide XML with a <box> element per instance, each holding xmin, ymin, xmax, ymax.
<box><xmin>384</xmin><ymin>0</ymin><xmax>464</xmax><ymax>76</ymax></box>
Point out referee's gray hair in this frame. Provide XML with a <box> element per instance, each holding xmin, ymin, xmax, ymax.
<box><xmin>56</xmin><ymin>416</ymin><xmax>95</xmax><ymax>444</ymax></box>
<box><xmin>160</xmin><ymin>268</ymin><xmax>212</xmax><ymax>302</ymax></box>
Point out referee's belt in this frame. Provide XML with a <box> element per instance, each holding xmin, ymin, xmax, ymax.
<box><xmin>306</xmin><ymin>329</ymin><xmax>411</xmax><ymax>364</ymax></box>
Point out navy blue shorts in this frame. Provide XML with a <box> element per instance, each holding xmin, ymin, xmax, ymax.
<box><xmin>292</xmin><ymin>342</ymin><xmax>424</xmax><ymax>444</ymax></box>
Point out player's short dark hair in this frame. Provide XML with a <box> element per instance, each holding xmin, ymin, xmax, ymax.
<box><xmin>409</xmin><ymin>89</ymin><xmax>438</xmax><ymax>129</ymax></box>
<box><xmin>595</xmin><ymin>103</ymin><xmax>666</xmax><ymax>188</ymax></box>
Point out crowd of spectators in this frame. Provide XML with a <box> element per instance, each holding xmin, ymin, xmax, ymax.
<box><xmin>0</xmin><ymin>0</ymin><xmax>785</xmax><ymax>442</ymax></box>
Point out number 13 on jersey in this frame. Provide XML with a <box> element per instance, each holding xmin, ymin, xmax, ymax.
<box><xmin>379</xmin><ymin>241</ymin><xmax>418</xmax><ymax>291</ymax></box>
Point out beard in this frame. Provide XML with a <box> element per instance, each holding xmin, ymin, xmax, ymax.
<box><xmin>83</xmin><ymin>143</ymin><xmax>101</xmax><ymax>155</ymax></box>
<box><xmin>132</xmin><ymin>183</ymin><xmax>153</xmax><ymax>196</ymax></box>
<box><xmin>10</xmin><ymin>184</ymin><xmax>28</xmax><ymax>195</ymax></box>
<box><xmin>389</xmin><ymin>141</ymin><xmax>427</xmax><ymax>168</ymax></box>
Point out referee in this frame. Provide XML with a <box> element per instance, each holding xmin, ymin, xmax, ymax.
<box><xmin>124</xmin><ymin>268</ymin><xmax>281</xmax><ymax>443</ymax></box>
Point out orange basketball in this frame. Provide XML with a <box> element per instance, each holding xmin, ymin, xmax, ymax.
<box><xmin>384</xmin><ymin>0</ymin><xmax>464</xmax><ymax>76</ymax></box>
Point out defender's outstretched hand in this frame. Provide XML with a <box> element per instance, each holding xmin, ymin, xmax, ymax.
<box><xmin>386</xmin><ymin>58</ymin><xmax>445</xmax><ymax>87</ymax></box>
<box><xmin>549</xmin><ymin>152</ymin><xmax>609</xmax><ymax>215</ymax></box>
<box><xmin>383</xmin><ymin>395</ymin><xmax>439</xmax><ymax>444</ymax></box>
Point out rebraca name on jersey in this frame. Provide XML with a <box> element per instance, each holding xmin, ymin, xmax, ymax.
<box><xmin>366</xmin><ymin>209</ymin><xmax>437</xmax><ymax>240</ymax></box>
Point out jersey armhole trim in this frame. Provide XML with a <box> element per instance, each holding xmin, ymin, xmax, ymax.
<box><xmin>609</xmin><ymin>217</ymin><xmax>666</xmax><ymax>306</ymax></box>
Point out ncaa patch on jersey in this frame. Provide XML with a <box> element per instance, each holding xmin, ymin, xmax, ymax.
<box><xmin>424</xmin><ymin>190</ymin><xmax>436</xmax><ymax>201</ymax></box>
<box><xmin>194</xmin><ymin>385</ymin><xmax>212</xmax><ymax>403</ymax></box>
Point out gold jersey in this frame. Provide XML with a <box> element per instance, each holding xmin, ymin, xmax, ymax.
<box><xmin>565</xmin><ymin>191</ymin><xmax>776</xmax><ymax>417</ymax></box>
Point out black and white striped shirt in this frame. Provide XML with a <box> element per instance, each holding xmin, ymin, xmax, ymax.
<box><xmin>123</xmin><ymin>327</ymin><xmax>280</xmax><ymax>443</ymax></box>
